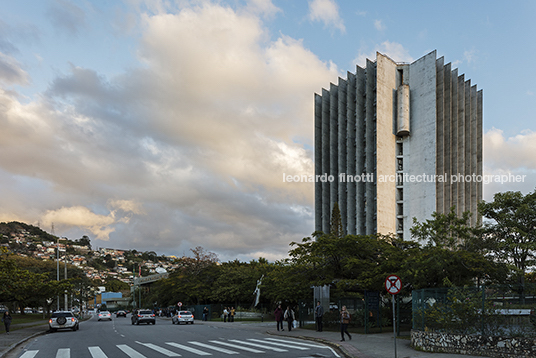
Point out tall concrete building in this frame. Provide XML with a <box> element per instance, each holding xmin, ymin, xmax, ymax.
<box><xmin>314</xmin><ymin>50</ymin><xmax>482</xmax><ymax>240</ymax></box>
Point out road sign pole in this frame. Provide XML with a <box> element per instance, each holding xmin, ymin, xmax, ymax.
<box><xmin>392</xmin><ymin>294</ymin><xmax>397</xmax><ymax>358</ymax></box>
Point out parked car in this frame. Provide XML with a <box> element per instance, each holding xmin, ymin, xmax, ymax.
<box><xmin>172</xmin><ymin>310</ymin><xmax>194</xmax><ymax>325</ymax></box>
<box><xmin>115</xmin><ymin>310</ymin><xmax>127</xmax><ymax>317</ymax></box>
<box><xmin>49</xmin><ymin>311</ymin><xmax>79</xmax><ymax>332</ymax></box>
<box><xmin>98</xmin><ymin>311</ymin><xmax>112</xmax><ymax>321</ymax></box>
<box><xmin>131</xmin><ymin>309</ymin><xmax>156</xmax><ymax>325</ymax></box>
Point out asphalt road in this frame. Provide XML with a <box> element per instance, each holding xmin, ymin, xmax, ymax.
<box><xmin>9</xmin><ymin>314</ymin><xmax>338</xmax><ymax>358</ymax></box>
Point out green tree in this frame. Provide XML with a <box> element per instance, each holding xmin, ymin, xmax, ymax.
<box><xmin>479</xmin><ymin>189</ymin><xmax>536</xmax><ymax>288</ymax></box>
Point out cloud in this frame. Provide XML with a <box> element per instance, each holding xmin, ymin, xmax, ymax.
<box><xmin>46</xmin><ymin>0</ymin><xmax>87</xmax><ymax>37</ymax></box>
<box><xmin>463</xmin><ymin>48</ymin><xmax>477</xmax><ymax>64</ymax></box>
<box><xmin>307</xmin><ymin>0</ymin><xmax>345</xmax><ymax>33</ymax></box>
<box><xmin>0</xmin><ymin>52</ymin><xmax>29</xmax><ymax>85</ymax></box>
<box><xmin>0</xmin><ymin>2</ymin><xmax>337</xmax><ymax>261</ymax></box>
<box><xmin>374</xmin><ymin>19</ymin><xmax>385</xmax><ymax>31</ymax></box>
<box><xmin>353</xmin><ymin>41</ymin><xmax>413</xmax><ymax>68</ymax></box>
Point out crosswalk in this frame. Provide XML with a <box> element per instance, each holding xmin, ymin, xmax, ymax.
<box><xmin>18</xmin><ymin>338</ymin><xmax>328</xmax><ymax>358</ymax></box>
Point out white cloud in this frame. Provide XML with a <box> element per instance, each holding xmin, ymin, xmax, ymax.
<box><xmin>307</xmin><ymin>0</ymin><xmax>345</xmax><ymax>33</ymax></box>
<box><xmin>0</xmin><ymin>1</ymin><xmax>337</xmax><ymax>261</ymax></box>
<box><xmin>0</xmin><ymin>52</ymin><xmax>29</xmax><ymax>85</ymax></box>
<box><xmin>374</xmin><ymin>19</ymin><xmax>385</xmax><ymax>31</ymax></box>
<box><xmin>353</xmin><ymin>41</ymin><xmax>413</xmax><ymax>68</ymax></box>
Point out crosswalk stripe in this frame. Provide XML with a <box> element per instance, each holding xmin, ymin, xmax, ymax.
<box><xmin>56</xmin><ymin>348</ymin><xmax>70</xmax><ymax>358</ymax></box>
<box><xmin>247</xmin><ymin>339</ymin><xmax>309</xmax><ymax>350</ymax></box>
<box><xmin>264</xmin><ymin>338</ymin><xmax>324</xmax><ymax>348</ymax></box>
<box><xmin>117</xmin><ymin>344</ymin><xmax>147</xmax><ymax>358</ymax></box>
<box><xmin>209</xmin><ymin>341</ymin><xmax>265</xmax><ymax>353</ymax></box>
<box><xmin>165</xmin><ymin>342</ymin><xmax>212</xmax><ymax>356</ymax></box>
<box><xmin>188</xmin><ymin>342</ymin><xmax>239</xmax><ymax>354</ymax></box>
<box><xmin>136</xmin><ymin>342</ymin><xmax>181</xmax><ymax>357</ymax></box>
<box><xmin>88</xmin><ymin>346</ymin><xmax>108</xmax><ymax>358</ymax></box>
<box><xmin>228</xmin><ymin>340</ymin><xmax>287</xmax><ymax>352</ymax></box>
<box><xmin>19</xmin><ymin>351</ymin><xmax>39</xmax><ymax>358</ymax></box>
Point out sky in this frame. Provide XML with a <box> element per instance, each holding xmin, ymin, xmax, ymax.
<box><xmin>1</xmin><ymin>0</ymin><xmax>535</xmax><ymax>262</ymax></box>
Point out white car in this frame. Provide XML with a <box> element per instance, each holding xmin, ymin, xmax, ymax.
<box><xmin>49</xmin><ymin>311</ymin><xmax>79</xmax><ymax>332</ymax></box>
<box><xmin>98</xmin><ymin>311</ymin><xmax>112</xmax><ymax>321</ymax></box>
<box><xmin>172</xmin><ymin>311</ymin><xmax>194</xmax><ymax>325</ymax></box>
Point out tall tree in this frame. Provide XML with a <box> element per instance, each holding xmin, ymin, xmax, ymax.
<box><xmin>479</xmin><ymin>189</ymin><xmax>536</xmax><ymax>288</ymax></box>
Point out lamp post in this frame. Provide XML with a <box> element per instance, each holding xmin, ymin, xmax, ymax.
<box><xmin>56</xmin><ymin>236</ymin><xmax>60</xmax><ymax>311</ymax></box>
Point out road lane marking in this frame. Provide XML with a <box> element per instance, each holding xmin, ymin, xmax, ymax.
<box><xmin>135</xmin><ymin>342</ymin><xmax>181</xmax><ymax>356</ymax></box>
<box><xmin>188</xmin><ymin>342</ymin><xmax>239</xmax><ymax>354</ymax></box>
<box><xmin>88</xmin><ymin>346</ymin><xmax>108</xmax><ymax>358</ymax></box>
<box><xmin>247</xmin><ymin>339</ymin><xmax>309</xmax><ymax>350</ymax></box>
<box><xmin>165</xmin><ymin>342</ymin><xmax>212</xmax><ymax>356</ymax></box>
<box><xmin>264</xmin><ymin>338</ymin><xmax>325</xmax><ymax>348</ymax></box>
<box><xmin>117</xmin><ymin>344</ymin><xmax>147</xmax><ymax>358</ymax></box>
<box><xmin>228</xmin><ymin>340</ymin><xmax>287</xmax><ymax>352</ymax></box>
<box><xmin>209</xmin><ymin>341</ymin><xmax>265</xmax><ymax>353</ymax></box>
<box><xmin>19</xmin><ymin>351</ymin><xmax>39</xmax><ymax>358</ymax></box>
<box><xmin>56</xmin><ymin>348</ymin><xmax>70</xmax><ymax>358</ymax></box>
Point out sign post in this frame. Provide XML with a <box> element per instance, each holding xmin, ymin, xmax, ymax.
<box><xmin>385</xmin><ymin>275</ymin><xmax>402</xmax><ymax>358</ymax></box>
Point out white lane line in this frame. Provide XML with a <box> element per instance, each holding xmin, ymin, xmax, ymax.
<box><xmin>189</xmin><ymin>341</ymin><xmax>239</xmax><ymax>354</ymax></box>
<box><xmin>56</xmin><ymin>348</ymin><xmax>70</xmax><ymax>358</ymax></box>
<box><xmin>116</xmin><ymin>344</ymin><xmax>147</xmax><ymax>358</ymax></box>
<box><xmin>19</xmin><ymin>351</ymin><xmax>39</xmax><ymax>358</ymax></box>
<box><xmin>135</xmin><ymin>342</ymin><xmax>181</xmax><ymax>357</ymax></box>
<box><xmin>264</xmin><ymin>337</ymin><xmax>325</xmax><ymax>348</ymax></box>
<box><xmin>165</xmin><ymin>342</ymin><xmax>212</xmax><ymax>356</ymax></box>
<box><xmin>247</xmin><ymin>338</ymin><xmax>309</xmax><ymax>350</ymax></box>
<box><xmin>228</xmin><ymin>340</ymin><xmax>287</xmax><ymax>352</ymax></box>
<box><xmin>88</xmin><ymin>346</ymin><xmax>108</xmax><ymax>358</ymax></box>
<box><xmin>209</xmin><ymin>340</ymin><xmax>265</xmax><ymax>353</ymax></box>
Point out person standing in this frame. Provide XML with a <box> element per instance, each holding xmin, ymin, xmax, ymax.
<box><xmin>340</xmin><ymin>305</ymin><xmax>352</xmax><ymax>341</ymax></box>
<box><xmin>315</xmin><ymin>301</ymin><xmax>324</xmax><ymax>332</ymax></box>
<box><xmin>223</xmin><ymin>307</ymin><xmax>228</xmax><ymax>322</ymax></box>
<box><xmin>274</xmin><ymin>304</ymin><xmax>284</xmax><ymax>331</ymax></box>
<box><xmin>283</xmin><ymin>306</ymin><xmax>295</xmax><ymax>332</ymax></box>
<box><xmin>2</xmin><ymin>310</ymin><xmax>12</xmax><ymax>334</ymax></box>
<box><xmin>203</xmin><ymin>307</ymin><xmax>209</xmax><ymax>321</ymax></box>
<box><xmin>229</xmin><ymin>307</ymin><xmax>235</xmax><ymax>322</ymax></box>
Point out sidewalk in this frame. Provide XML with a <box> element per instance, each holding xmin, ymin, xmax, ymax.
<box><xmin>0</xmin><ymin>321</ymin><xmax>49</xmax><ymax>358</ymax></box>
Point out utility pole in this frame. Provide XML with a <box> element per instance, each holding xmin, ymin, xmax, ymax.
<box><xmin>54</xmin><ymin>223</ymin><xmax>60</xmax><ymax>311</ymax></box>
<box><xmin>64</xmin><ymin>247</ymin><xmax>68</xmax><ymax>311</ymax></box>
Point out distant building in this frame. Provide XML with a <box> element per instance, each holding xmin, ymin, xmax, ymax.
<box><xmin>314</xmin><ymin>50</ymin><xmax>482</xmax><ymax>240</ymax></box>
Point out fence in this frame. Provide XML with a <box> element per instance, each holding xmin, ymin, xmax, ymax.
<box><xmin>413</xmin><ymin>284</ymin><xmax>536</xmax><ymax>337</ymax></box>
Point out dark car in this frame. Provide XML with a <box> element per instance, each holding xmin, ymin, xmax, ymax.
<box><xmin>131</xmin><ymin>309</ymin><xmax>156</xmax><ymax>325</ymax></box>
<box><xmin>49</xmin><ymin>311</ymin><xmax>79</xmax><ymax>332</ymax></box>
<box><xmin>115</xmin><ymin>310</ymin><xmax>127</xmax><ymax>317</ymax></box>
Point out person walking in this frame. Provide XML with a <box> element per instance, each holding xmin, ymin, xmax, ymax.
<box><xmin>274</xmin><ymin>304</ymin><xmax>284</xmax><ymax>331</ymax></box>
<box><xmin>2</xmin><ymin>310</ymin><xmax>12</xmax><ymax>334</ymax></box>
<box><xmin>315</xmin><ymin>301</ymin><xmax>324</xmax><ymax>332</ymax></box>
<box><xmin>283</xmin><ymin>306</ymin><xmax>295</xmax><ymax>332</ymax></box>
<box><xmin>340</xmin><ymin>305</ymin><xmax>352</xmax><ymax>341</ymax></box>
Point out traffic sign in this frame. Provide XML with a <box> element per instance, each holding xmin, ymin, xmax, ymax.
<box><xmin>385</xmin><ymin>275</ymin><xmax>402</xmax><ymax>295</ymax></box>
<box><xmin>177</xmin><ymin>302</ymin><xmax>182</xmax><ymax>307</ymax></box>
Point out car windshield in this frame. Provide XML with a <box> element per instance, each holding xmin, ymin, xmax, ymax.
<box><xmin>139</xmin><ymin>310</ymin><xmax>153</xmax><ymax>314</ymax></box>
<box><xmin>100</xmin><ymin>311</ymin><xmax>110</xmax><ymax>314</ymax></box>
<box><xmin>52</xmin><ymin>312</ymin><xmax>73</xmax><ymax>318</ymax></box>
<box><xmin>179</xmin><ymin>311</ymin><xmax>192</xmax><ymax>315</ymax></box>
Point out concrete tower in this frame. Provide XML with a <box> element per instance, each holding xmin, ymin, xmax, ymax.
<box><xmin>314</xmin><ymin>50</ymin><xmax>482</xmax><ymax>240</ymax></box>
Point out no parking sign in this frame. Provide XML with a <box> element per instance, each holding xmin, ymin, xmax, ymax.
<box><xmin>385</xmin><ymin>275</ymin><xmax>402</xmax><ymax>295</ymax></box>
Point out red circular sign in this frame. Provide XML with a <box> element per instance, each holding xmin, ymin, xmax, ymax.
<box><xmin>385</xmin><ymin>275</ymin><xmax>402</xmax><ymax>295</ymax></box>
<box><xmin>177</xmin><ymin>302</ymin><xmax>182</xmax><ymax>307</ymax></box>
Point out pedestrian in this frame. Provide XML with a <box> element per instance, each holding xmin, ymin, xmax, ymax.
<box><xmin>283</xmin><ymin>306</ymin><xmax>295</xmax><ymax>332</ymax></box>
<box><xmin>223</xmin><ymin>307</ymin><xmax>228</xmax><ymax>322</ymax></box>
<box><xmin>2</xmin><ymin>310</ymin><xmax>12</xmax><ymax>334</ymax></box>
<box><xmin>203</xmin><ymin>307</ymin><xmax>209</xmax><ymax>321</ymax></box>
<box><xmin>274</xmin><ymin>304</ymin><xmax>284</xmax><ymax>331</ymax></box>
<box><xmin>229</xmin><ymin>307</ymin><xmax>235</xmax><ymax>322</ymax></box>
<box><xmin>340</xmin><ymin>305</ymin><xmax>352</xmax><ymax>341</ymax></box>
<box><xmin>315</xmin><ymin>301</ymin><xmax>324</xmax><ymax>332</ymax></box>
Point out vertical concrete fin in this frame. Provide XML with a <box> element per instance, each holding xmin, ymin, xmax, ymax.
<box><xmin>450</xmin><ymin>69</ymin><xmax>459</xmax><ymax>215</ymax></box>
<box><xmin>355</xmin><ymin>66</ymin><xmax>367</xmax><ymax>235</ymax></box>
<box><xmin>365</xmin><ymin>59</ymin><xmax>377</xmax><ymax>235</ymax></box>
<box><xmin>443</xmin><ymin>63</ymin><xmax>452</xmax><ymax>215</ymax></box>
<box><xmin>435</xmin><ymin>57</ymin><xmax>444</xmax><ymax>214</ymax></box>
<box><xmin>321</xmin><ymin>88</ymin><xmax>331</xmax><ymax>233</ymax></box>
<box><xmin>314</xmin><ymin>93</ymin><xmax>323</xmax><ymax>232</ymax></box>
<box><xmin>329</xmin><ymin>83</ymin><xmax>339</xmax><ymax>228</ymax></box>
<box><xmin>470</xmin><ymin>85</ymin><xmax>478</xmax><ymax>226</ymax></box>
<box><xmin>457</xmin><ymin>74</ymin><xmax>465</xmax><ymax>217</ymax></box>
<box><xmin>464</xmin><ymin>79</ymin><xmax>472</xmax><ymax>216</ymax></box>
<box><xmin>346</xmin><ymin>72</ymin><xmax>357</xmax><ymax>235</ymax></box>
<box><xmin>338</xmin><ymin>77</ymin><xmax>348</xmax><ymax>235</ymax></box>
<box><xmin>476</xmin><ymin>89</ymin><xmax>483</xmax><ymax>225</ymax></box>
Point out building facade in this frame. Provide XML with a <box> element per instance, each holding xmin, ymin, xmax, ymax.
<box><xmin>314</xmin><ymin>50</ymin><xmax>482</xmax><ymax>240</ymax></box>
